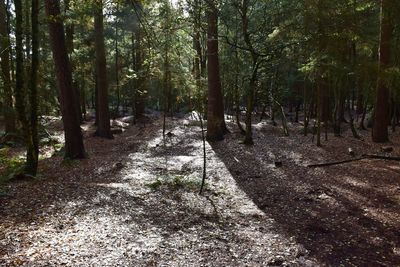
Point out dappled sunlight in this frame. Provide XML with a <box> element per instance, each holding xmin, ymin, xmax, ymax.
<box><xmin>2</xmin><ymin>116</ymin><xmax>400</xmax><ymax>266</ymax></box>
<box><xmin>0</xmin><ymin>117</ymin><xmax>318</xmax><ymax>265</ymax></box>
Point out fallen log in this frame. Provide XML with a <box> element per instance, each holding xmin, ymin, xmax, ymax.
<box><xmin>307</xmin><ymin>154</ymin><xmax>400</xmax><ymax>168</ymax></box>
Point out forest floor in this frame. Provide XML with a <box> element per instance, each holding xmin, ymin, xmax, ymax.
<box><xmin>1</xmin><ymin>113</ymin><xmax>400</xmax><ymax>266</ymax></box>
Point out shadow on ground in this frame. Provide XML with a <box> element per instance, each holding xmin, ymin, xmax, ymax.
<box><xmin>211</xmin><ymin>124</ymin><xmax>400</xmax><ymax>266</ymax></box>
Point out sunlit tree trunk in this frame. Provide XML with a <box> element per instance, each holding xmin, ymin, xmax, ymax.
<box><xmin>94</xmin><ymin>0</ymin><xmax>112</xmax><ymax>138</ymax></box>
<box><xmin>45</xmin><ymin>0</ymin><xmax>86</xmax><ymax>159</ymax></box>
<box><xmin>372</xmin><ymin>0</ymin><xmax>393</xmax><ymax>143</ymax></box>
<box><xmin>206</xmin><ymin>0</ymin><xmax>227</xmax><ymax>141</ymax></box>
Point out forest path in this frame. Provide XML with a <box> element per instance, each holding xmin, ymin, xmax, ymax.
<box><xmin>0</xmin><ymin>115</ymin><xmax>317</xmax><ymax>266</ymax></box>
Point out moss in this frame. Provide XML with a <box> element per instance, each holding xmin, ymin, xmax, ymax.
<box><xmin>0</xmin><ymin>148</ymin><xmax>25</xmax><ymax>184</ymax></box>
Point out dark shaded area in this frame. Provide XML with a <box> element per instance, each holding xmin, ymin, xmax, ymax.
<box><xmin>211</xmin><ymin>124</ymin><xmax>400</xmax><ymax>266</ymax></box>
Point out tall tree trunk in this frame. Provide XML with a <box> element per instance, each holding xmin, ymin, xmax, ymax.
<box><xmin>114</xmin><ymin>2</ymin><xmax>120</xmax><ymax>116</ymax></box>
<box><xmin>0</xmin><ymin>0</ymin><xmax>15</xmax><ymax>134</ymax></box>
<box><xmin>240</xmin><ymin>0</ymin><xmax>258</xmax><ymax>145</ymax></box>
<box><xmin>192</xmin><ymin>0</ymin><xmax>207</xmax><ymax>117</ymax></box>
<box><xmin>132</xmin><ymin>2</ymin><xmax>146</xmax><ymax>118</ymax></box>
<box><xmin>163</xmin><ymin>2</ymin><xmax>171</xmax><ymax>137</ymax></box>
<box><xmin>192</xmin><ymin>0</ymin><xmax>202</xmax><ymax>105</ymax></box>
<box><xmin>244</xmin><ymin>65</ymin><xmax>258</xmax><ymax>145</ymax></box>
<box><xmin>45</xmin><ymin>0</ymin><xmax>86</xmax><ymax>159</ymax></box>
<box><xmin>94</xmin><ymin>0</ymin><xmax>112</xmax><ymax>138</ymax></box>
<box><xmin>64</xmin><ymin>0</ymin><xmax>82</xmax><ymax>124</ymax></box>
<box><xmin>14</xmin><ymin>0</ymin><xmax>31</xmax><ymax>152</ymax></box>
<box><xmin>25</xmin><ymin>0</ymin><xmax>39</xmax><ymax>176</ymax></box>
<box><xmin>206</xmin><ymin>1</ymin><xmax>227</xmax><ymax>141</ymax></box>
<box><xmin>14</xmin><ymin>0</ymin><xmax>27</xmax><ymax>133</ymax></box>
<box><xmin>316</xmin><ymin>80</ymin><xmax>322</xmax><ymax>147</ymax></box>
<box><xmin>372</xmin><ymin>0</ymin><xmax>393</xmax><ymax>143</ymax></box>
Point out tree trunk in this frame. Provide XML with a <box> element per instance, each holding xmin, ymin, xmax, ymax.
<box><xmin>64</xmin><ymin>0</ymin><xmax>83</xmax><ymax>124</ymax></box>
<box><xmin>206</xmin><ymin>0</ymin><xmax>227</xmax><ymax>141</ymax></box>
<box><xmin>132</xmin><ymin>2</ymin><xmax>146</xmax><ymax>118</ymax></box>
<box><xmin>45</xmin><ymin>0</ymin><xmax>86</xmax><ymax>159</ymax></box>
<box><xmin>15</xmin><ymin>0</ymin><xmax>36</xmax><ymax>176</ymax></box>
<box><xmin>25</xmin><ymin>0</ymin><xmax>40</xmax><ymax>176</ymax></box>
<box><xmin>244</xmin><ymin>68</ymin><xmax>257</xmax><ymax>144</ymax></box>
<box><xmin>0</xmin><ymin>0</ymin><xmax>15</xmax><ymax>134</ymax></box>
<box><xmin>316</xmin><ymin>80</ymin><xmax>322</xmax><ymax>147</ymax></box>
<box><xmin>240</xmin><ymin>0</ymin><xmax>258</xmax><ymax>145</ymax></box>
<box><xmin>94</xmin><ymin>0</ymin><xmax>112</xmax><ymax>138</ymax></box>
<box><xmin>372</xmin><ymin>0</ymin><xmax>393</xmax><ymax>143</ymax></box>
<box><xmin>14</xmin><ymin>0</ymin><xmax>27</xmax><ymax>134</ymax></box>
<box><xmin>114</xmin><ymin>2</ymin><xmax>120</xmax><ymax>116</ymax></box>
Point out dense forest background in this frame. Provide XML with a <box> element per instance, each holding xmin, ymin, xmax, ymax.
<box><xmin>1</xmin><ymin>0</ymin><xmax>400</xmax><ymax>175</ymax></box>
<box><xmin>0</xmin><ymin>0</ymin><xmax>400</xmax><ymax>178</ymax></box>
<box><xmin>0</xmin><ymin>0</ymin><xmax>399</xmax><ymax>175</ymax></box>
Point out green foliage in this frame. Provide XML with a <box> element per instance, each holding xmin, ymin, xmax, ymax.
<box><xmin>0</xmin><ymin>148</ymin><xmax>25</xmax><ymax>184</ymax></box>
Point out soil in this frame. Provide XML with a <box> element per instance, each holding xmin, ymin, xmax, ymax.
<box><xmin>0</xmin><ymin>115</ymin><xmax>399</xmax><ymax>266</ymax></box>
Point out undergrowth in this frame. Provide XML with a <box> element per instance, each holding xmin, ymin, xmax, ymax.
<box><xmin>0</xmin><ymin>148</ymin><xmax>25</xmax><ymax>193</ymax></box>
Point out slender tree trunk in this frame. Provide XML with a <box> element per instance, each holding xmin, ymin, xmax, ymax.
<box><xmin>133</xmin><ymin>2</ymin><xmax>146</xmax><ymax>118</ymax></box>
<box><xmin>94</xmin><ymin>0</ymin><xmax>112</xmax><ymax>138</ymax></box>
<box><xmin>163</xmin><ymin>11</ymin><xmax>171</xmax><ymax>137</ymax></box>
<box><xmin>0</xmin><ymin>0</ymin><xmax>15</xmax><ymax>134</ymax></box>
<box><xmin>14</xmin><ymin>0</ymin><xmax>27</xmax><ymax>133</ymax></box>
<box><xmin>45</xmin><ymin>0</ymin><xmax>86</xmax><ymax>159</ymax></box>
<box><xmin>244</xmin><ymin>67</ymin><xmax>257</xmax><ymax>144</ymax></box>
<box><xmin>25</xmin><ymin>0</ymin><xmax>40</xmax><ymax>176</ymax></box>
<box><xmin>206</xmin><ymin>0</ymin><xmax>227</xmax><ymax>141</ymax></box>
<box><xmin>316</xmin><ymin>81</ymin><xmax>322</xmax><ymax>147</ymax></box>
<box><xmin>372</xmin><ymin>0</ymin><xmax>393</xmax><ymax>143</ymax></box>
<box><xmin>114</xmin><ymin>3</ymin><xmax>120</xmax><ymax>116</ymax></box>
<box><xmin>80</xmin><ymin>74</ymin><xmax>87</xmax><ymax>121</ymax></box>
<box><xmin>240</xmin><ymin>0</ymin><xmax>258</xmax><ymax>145</ymax></box>
<box><xmin>15</xmin><ymin>0</ymin><xmax>34</xmax><ymax>176</ymax></box>
<box><xmin>303</xmin><ymin>78</ymin><xmax>310</xmax><ymax>136</ymax></box>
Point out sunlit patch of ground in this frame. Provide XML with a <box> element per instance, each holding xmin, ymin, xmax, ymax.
<box><xmin>0</xmin><ymin>117</ymin><xmax>318</xmax><ymax>266</ymax></box>
<box><xmin>2</xmin><ymin>115</ymin><xmax>400</xmax><ymax>266</ymax></box>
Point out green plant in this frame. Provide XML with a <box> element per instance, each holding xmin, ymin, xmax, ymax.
<box><xmin>0</xmin><ymin>148</ymin><xmax>25</xmax><ymax>184</ymax></box>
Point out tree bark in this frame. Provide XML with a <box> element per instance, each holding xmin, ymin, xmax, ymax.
<box><xmin>94</xmin><ymin>0</ymin><xmax>112</xmax><ymax>138</ymax></box>
<box><xmin>0</xmin><ymin>0</ymin><xmax>15</xmax><ymax>134</ymax></box>
<box><xmin>114</xmin><ymin>3</ymin><xmax>120</xmax><ymax>116</ymax></box>
<box><xmin>132</xmin><ymin>2</ymin><xmax>146</xmax><ymax>118</ymax></box>
<box><xmin>206</xmin><ymin>0</ymin><xmax>227</xmax><ymax>141</ymax></box>
<box><xmin>25</xmin><ymin>0</ymin><xmax>40</xmax><ymax>176</ymax></box>
<box><xmin>14</xmin><ymin>0</ymin><xmax>27</xmax><ymax>134</ymax></box>
<box><xmin>64</xmin><ymin>0</ymin><xmax>83</xmax><ymax>123</ymax></box>
<box><xmin>372</xmin><ymin>0</ymin><xmax>393</xmax><ymax>143</ymax></box>
<box><xmin>45</xmin><ymin>0</ymin><xmax>86</xmax><ymax>159</ymax></box>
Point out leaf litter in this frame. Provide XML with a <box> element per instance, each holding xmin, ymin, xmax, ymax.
<box><xmin>0</xmin><ymin>115</ymin><xmax>399</xmax><ymax>266</ymax></box>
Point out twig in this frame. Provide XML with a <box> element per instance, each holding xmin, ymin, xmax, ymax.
<box><xmin>307</xmin><ymin>154</ymin><xmax>400</xmax><ymax>168</ymax></box>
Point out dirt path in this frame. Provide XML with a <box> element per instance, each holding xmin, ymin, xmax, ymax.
<box><xmin>0</xmin><ymin>117</ymin><xmax>316</xmax><ymax>266</ymax></box>
<box><xmin>1</xmin><ymin>116</ymin><xmax>399</xmax><ymax>266</ymax></box>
